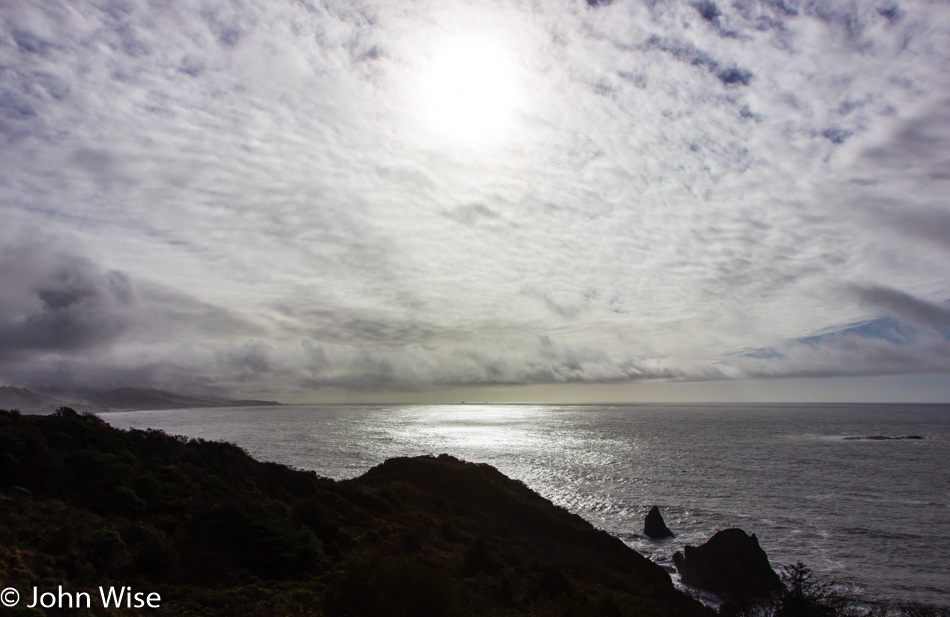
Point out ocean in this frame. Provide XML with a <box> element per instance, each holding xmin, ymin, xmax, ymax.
<box><xmin>103</xmin><ymin>403</ymin><xmax>949</xmax><ymax>608</ymax></box>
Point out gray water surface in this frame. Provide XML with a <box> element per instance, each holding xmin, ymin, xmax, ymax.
<box><xmin>104</xmin><ymin>403</ymin><xmax>950</xmax><ymax>607</ymax></box>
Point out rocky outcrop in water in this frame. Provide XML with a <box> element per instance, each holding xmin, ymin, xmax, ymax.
<box><xmin>673</xmin><ymin>528</ymin><xmax>783</xmax><ymax>599</ymax></box>
<box><xmin>644</xmin><ymin>505</ymin><xmax>675</xmax><ymax>539</ymax></box>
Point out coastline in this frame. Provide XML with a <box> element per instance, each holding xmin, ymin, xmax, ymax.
<box><xmin>3</xmin><ymin>410</ymin><xmax>948</xmax><ymax>604</ymax></box>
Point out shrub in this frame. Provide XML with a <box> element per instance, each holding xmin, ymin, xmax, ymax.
<box><xmin>125</xmin><ymin>523</ymin><xmax>180</xmax><ymax>579</ymax></box>
<box><xmin>326</xmin><ymin>555</ymin><xmax>467</xmax><ymax>617</ymax></box>
<box><xmin>719</xmin><ymin>562</ymin><xmax>949</xmax><ymax>617</ymax></box>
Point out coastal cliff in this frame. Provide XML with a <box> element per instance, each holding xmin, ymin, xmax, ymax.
<box><xmin>0</xmin><ymin>408</ymin><xmax>713</xmax><ymax>616</ymax></box>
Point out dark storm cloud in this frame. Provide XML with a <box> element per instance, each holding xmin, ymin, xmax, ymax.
<box><xmin>870</xmin><ymin>205</ymin><xmax>950</xmax><ymax>253</ymax></box>
<box><xmin>0</xmin><ymin>218</ymin><xmax>262</xmax><ymax>389</ymax></box>
<box><xmin>0</xmin><ymin>227</ymin><xmax>135</xmax><ymax>357</ymax></box>
<box><xmin>851</xmin><ymin>285</ymin><xmax>950</xmax><ymax>329</ymax></box>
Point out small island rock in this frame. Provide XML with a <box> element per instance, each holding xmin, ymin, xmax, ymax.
<box><xmin>672</xmin><ymin>528</ymin><xmax>783</xmax><ymax>599</ymax></box>
<box><xmin>644</xmin><ymin>505</ymin><xmax>675</xmax><ymax>539</ymax></box>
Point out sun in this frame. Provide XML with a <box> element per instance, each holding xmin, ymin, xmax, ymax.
<box><xmin>417</xmin><ymin>34</ymin><xmax>523</xmax><ymax>146</ymax></box>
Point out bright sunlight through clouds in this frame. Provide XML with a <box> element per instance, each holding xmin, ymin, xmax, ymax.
<box><xmin>417</xmin><ymin>33</ymin><xmax>524</xmax><ymax>146</ymax></box>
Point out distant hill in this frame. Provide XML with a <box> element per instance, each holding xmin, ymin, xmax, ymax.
<box><xmin>0</xmin><ymin>386</ymin><xmax>281</xmax><ymax>413</ymax></box>
<box><xmin>0</xmin><ymin>386</ymin><xmax>74</xmax><ymax>414</ymax></box>
<box><xmin>85</xmin><ymin>387</ymin><xmax>282</xmax><ymax>411</ymax></box>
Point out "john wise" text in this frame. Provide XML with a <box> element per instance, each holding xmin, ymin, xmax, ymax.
<box><xmin>27</xmin><ymin>586</ymin><xmax>161</xmax><ymax>609</ymax></box>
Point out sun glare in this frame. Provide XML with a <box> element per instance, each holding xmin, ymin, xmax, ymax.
<box><xmin>417</xmin><ymin>34</ymin><xmax>523</xmax><ymax>146</ymax></box>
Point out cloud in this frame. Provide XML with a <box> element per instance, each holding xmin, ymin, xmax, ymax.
<box><xmin>727</xmin><ymin>284</ymin><xmax>950</xmax><ymax>381</ymax></box>
<box><xmin>1</xmin><ymin>0</ymin><xmax>949</xmax><ymax>398</ymax></box>
<box><xmin>0</xmin><ymin>222</ymin><xmax>136</xmax><ymax>357</ymax></box>
<box><xmin>732</xmin><ymin>324</ymin><xmax>950</xmax><ymax>380</ymax></box>
<box><xmin>0</xmin><ymin>217</ymin><xmax>261</xmax><ymax>390</ymax></box>
<box><xmin>851</xmin><ymin>285</ymin><xmax>950</xmax><ymax>329</ymax></box>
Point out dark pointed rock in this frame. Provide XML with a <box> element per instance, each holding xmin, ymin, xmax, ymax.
<box><xmin>672</xmin><ymin>528</ymin><xmax>783</xmax><ymax>599</ymax></box>
<box><xmin>644</xmin><ymin>505</ymin><xmax>675</xmax><ymax>539</ymax></box>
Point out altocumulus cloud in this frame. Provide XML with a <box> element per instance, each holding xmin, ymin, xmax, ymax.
<box><xmin>1</xmin><ymin>0</ymin><xmax>949</xmax><ymax>398</ymax></box>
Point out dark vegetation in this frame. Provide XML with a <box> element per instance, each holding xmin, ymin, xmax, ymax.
<box><xmin>718</xmin><ymin>562</ymin><xmax>947</xmax><ymax>617</ymax></box>
<box><xmin>0</xmin><ymin>408</ymin><xmax>711</xmax><ymax>617</ymax></box>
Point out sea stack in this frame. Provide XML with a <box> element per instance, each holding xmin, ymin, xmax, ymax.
<box><xmin>672</xmin><ymin>528</ymin><xmax>783</xmax><ymax>599</ymax></box>
<box><xmin>644</xmin><ymin>505</ymin><xmax>675</xmax><ymax>539</ymax></box>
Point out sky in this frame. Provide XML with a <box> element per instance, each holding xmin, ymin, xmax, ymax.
<box><xmin>1</xmin><ymin>0</ymin><xmax>950</xmax><ymax>403</ymax></box>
